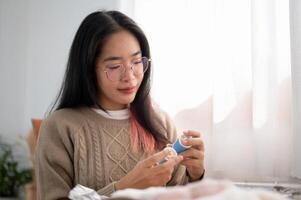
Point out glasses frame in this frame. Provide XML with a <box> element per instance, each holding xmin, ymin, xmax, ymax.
<box><xmin>103</xmin><ymin>56</ymin><xmax>151</xmax><ymax>82</ymax></box>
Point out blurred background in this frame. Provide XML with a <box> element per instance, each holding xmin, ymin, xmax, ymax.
<box><xmin>0</xmin><ymin>0</ymin><xmax>301</xmax><ymax>195</ymax></box>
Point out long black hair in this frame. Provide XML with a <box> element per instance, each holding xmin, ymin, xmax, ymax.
<box><xmin>51</xmin><ymin>10</ymin><xmax>169</xmax><ymax>149</ymax></box>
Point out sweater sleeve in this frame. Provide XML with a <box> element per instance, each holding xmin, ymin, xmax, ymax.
<box><xmin>35</xmin><ymin>114</ymin><xmax>75</xmax><ymax>200</ymax></box>
<box><xmin>96</xmin><ymin>181</ymin><xmax>117</xmax><ymax>196</ymax></box>
<box><xmin>156</xmin><ymin>110</ymin><xmax>190</xmax><ymax>186</ymax></box>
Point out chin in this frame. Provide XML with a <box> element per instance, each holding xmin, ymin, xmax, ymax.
<box><xmin>118</xmin><ymin>96</ymin><xmax>136</xmax><ymax>105</ymax></box>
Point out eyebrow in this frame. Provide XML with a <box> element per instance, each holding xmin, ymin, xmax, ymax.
<box><xmin>103</xmin><ymin>51</ymin><xmax>142</xmax><ymax>62</ymax></box>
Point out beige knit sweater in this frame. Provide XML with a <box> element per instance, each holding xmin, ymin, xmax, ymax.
<box><xmin>35</xmin><ymin>107</ymin><xmax>188</xmax><ymax>200</ymax></box>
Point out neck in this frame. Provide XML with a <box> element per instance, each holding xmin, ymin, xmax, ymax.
<box><xmin>96</xmin><ymin>103</ymin><xmax>129</xmax><ymax>111</ymax></box>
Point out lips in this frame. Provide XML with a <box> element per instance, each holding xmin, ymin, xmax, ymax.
<box><xmin>118</xmin><ymin>86</ymin><xmax>136</xmax><ymax>94</ymax></box>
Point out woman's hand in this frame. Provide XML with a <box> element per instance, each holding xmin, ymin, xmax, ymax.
<box><xmin>115</xmin><ymin>148</ymin><xmax>183</xmax><ymax>190</ymax></box>
<box><xmin>180</xmin><ymin>130</ymin><xmax>205</xmax><ymax>181</ymax></box>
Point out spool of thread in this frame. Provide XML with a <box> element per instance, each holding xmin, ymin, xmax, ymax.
<box><xmin>172</xmin><ymin>135</ymin><xmax>191</xmax><ymax>154</ymax></box>
<box><xmin>158</xmin><ymin>135</ymin><xmax>191</xmax><ymax>165</ymax></box>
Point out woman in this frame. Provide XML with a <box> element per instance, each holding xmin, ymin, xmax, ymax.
<box><xmin>36</xmin><ymin>10</ymin><xmax>205</xmax><ymax>200</ymax></box>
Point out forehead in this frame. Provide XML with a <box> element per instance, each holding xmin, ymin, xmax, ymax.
<box><xmin>99</xmin><ymin>30</ymin><xmax>141</xmax><ymax>60</ymax></box>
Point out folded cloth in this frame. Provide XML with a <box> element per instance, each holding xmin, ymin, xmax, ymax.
<box><xmin>111</xmin><ymin>179</ymin><xmax>229</xmax><ymax>200</ymax></box>
<box><xmin>69</xmin><ymin>184</ymin><xmax>107</xmax><ymax>200</ymax></box>
<box><xmin>111</xmin><ymin>179</ymin><xmax>287</xmax><ymax>200</ymax></box>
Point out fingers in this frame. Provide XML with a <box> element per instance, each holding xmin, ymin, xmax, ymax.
<box><xmin>180</xmin><ymin>148</ymin><xmax>204</xmax><ymax>160</ymax></box>
<box><xmin>152</xmin><ymin>155</ymin><xmax>183</xmax><ymax>179</ymax></box>
<box><xmin>180</xmin><ymin>157</ymin><xmax>204</xmax><ymax>174</ymax></box>
<box><xmin>180</xmin><ymin>158</ymin><xmax>203</xmax><ymax>169</ymax></box>
<box><xmin>182</xmin><ymin>137</ymin><xmax>204</xmax><ymax>151</ymax></box>
<box><xmin>143</xmin><ymin>148</ymin><xmax>175</xmax><ymax>167</ymax></box>
<box><xmin>161</xmin><ymin>155</ymin><xmax>183</xmax><ymax>167</ymax></box>
<box><xmin>166</xmin><ymin>143</ymin><xmax>172</xmax><ymax>147</ymax></box>
<box><xmin>183</xmin><ymin>130</ymin><xmax>202</xmax><ymax>138</ymax></box>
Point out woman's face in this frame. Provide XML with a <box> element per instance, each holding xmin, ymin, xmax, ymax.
<box><xmin>96</xmin><ymin>30</ymin><xmax>144</xmax><ymax>110</ymax></box>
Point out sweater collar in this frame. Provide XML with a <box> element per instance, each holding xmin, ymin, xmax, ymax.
<box><xmin>92</xmin><ymin>108</ymin><xmax>130</xmax><ymax>120</ymax></box>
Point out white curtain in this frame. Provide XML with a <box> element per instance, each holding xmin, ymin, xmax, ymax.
<box><xmin>290</xmin><ymin>0</ymin><xmax>301</xmax><ymax>179</ymax></box>
<box><xmin>132</xmin><ymin>0</ymin><xmax>299</xmax><ymax>182</ymax></box>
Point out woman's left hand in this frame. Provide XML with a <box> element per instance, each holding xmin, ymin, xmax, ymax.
<box><xmin>180</xmin><ymin>130</ymin><xmax>205</xmax><ymax>181</ymax></box>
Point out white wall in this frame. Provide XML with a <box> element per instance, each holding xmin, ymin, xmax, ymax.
<box><xmin>0</xmin><ymin>1</ymin><xmax>29</xmax><ymax>140</ymax></box>
<box><xmin>0</xmin><ymin>0</ymin><xmax>121</xmax><ymax>153</ymax></box>
<box><xmin>290</xmin><ymin>0</ymin><xmax>301</xmax><ymax>178</ymax></box>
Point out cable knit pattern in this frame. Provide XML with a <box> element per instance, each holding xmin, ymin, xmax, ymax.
<box><xmin>35</xmin><ymin>107</ymin><xmax>189</xmax><ymax>200</ymax></box>
<box><xmin>78</xmin><ymin>130</ymin><xmax>87</xmax><ymax>185</ymax></box>
<box><xmin>90</xmin><ymin>122</ymin><xmax>102</xmax><ymax>189</ymax></box>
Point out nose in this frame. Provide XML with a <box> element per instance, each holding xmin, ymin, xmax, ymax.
<box><xmin>122</xmin><ymin>63</ymin><xmax>136</xmax><ymax>81</ymax></box>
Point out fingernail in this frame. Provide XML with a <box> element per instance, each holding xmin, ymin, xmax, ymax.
<box><xmin>163</xmin><ymin>149</ymin><xmax>170</xmax><ymax>155</ymax></box>
<box><xmin>166</xmin><ymin>143</ymin><xmax>172</xmax><ymax>147</ymax></box>
<box><xmin>182</xmin><ymin>139</ymin><xmax>189</xmax><ymax>145</ymax></box>
<box><xmin>164</xmin><ymin>147</ymin><xmax>172</xmax><ymax>155</ymax></box>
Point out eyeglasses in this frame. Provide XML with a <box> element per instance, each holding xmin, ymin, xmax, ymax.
<box><xmin>103</xmin><ymin>57</ymin><xmax>151</xmax><ymax>82</ymax></box>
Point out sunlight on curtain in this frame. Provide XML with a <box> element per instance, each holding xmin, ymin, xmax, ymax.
<box><xmin>134</xmin><ymin>0</ymin><xmax>294</xmax><ymax>181</ymax></box>
<box><xmin>290</xmin><ymin>0</ymin><xmax>301</xmax><ymax>179</ymax></box>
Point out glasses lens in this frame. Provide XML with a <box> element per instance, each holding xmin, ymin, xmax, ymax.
<box><xmin>132</xmin><ymin>57</ymin><xmax>149</xmax><ymax>76</ymax></box>
<box><xmin>105</xmin><ymin>57</ymin><xmax>150</xmax><ymax>81</ymax></box>
<box><xmin>142</xmin><ymin>57</ymin><xmax>149</xmax><ymax>72</ymax></box>
<box><xmin>106</xmin><ymin>64</ymin><xmax>124</xmax><ymax>81</ymax></box>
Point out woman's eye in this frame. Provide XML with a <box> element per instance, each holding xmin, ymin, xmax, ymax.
<box><xmin>133</xmin><ymin>59</ymin><xmax>143</xmax><ymax>65</ymax></box>
<box><xmin>107</xmin><ymin>64</ymin><xmax>121</xmax><ymax>70</ymax></box>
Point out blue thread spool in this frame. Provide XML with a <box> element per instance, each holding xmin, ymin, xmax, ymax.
<box><xmin>172</xmin><ymin>136</ymin><xmax>191</xmax><ymax>154</ymax></box>
<box><xmin>158</xmin><ymin>135</ymin><xmax>191</xmax><ymax>165</ymax></box>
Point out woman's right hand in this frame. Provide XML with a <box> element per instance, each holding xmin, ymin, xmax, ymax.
<box><xmin>115</xmin><ymin>148</ymin><xmax>183</xmax><ymax>190</ymax></box>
